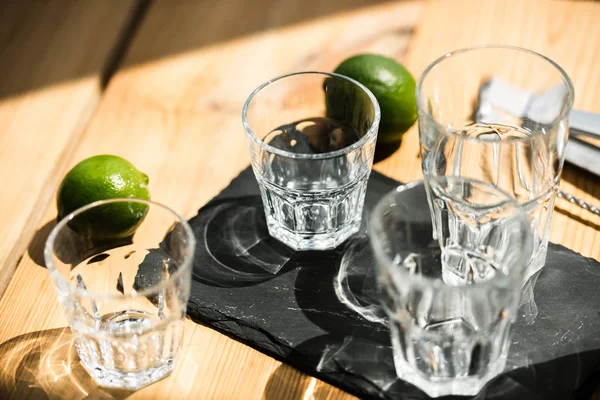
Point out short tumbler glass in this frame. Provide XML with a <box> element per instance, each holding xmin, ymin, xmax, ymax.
<box><xmin>45</xmin><ymin>199</ymin><xmax>195</xmax><ymax>390</ymax></box>
<box><xmin>417</xmin><ymin>45</ymin><xmax>574</xmax><ymax>283</ymax></box>
<box><xmin>369</xmin><ymin>179</ymin><xmax>532</xmax><ymax>397</ymax></box>
<box><xmin>243</xmin><ymin>71</ymin><xmax>380</xmax><ymax>251</ymax></box>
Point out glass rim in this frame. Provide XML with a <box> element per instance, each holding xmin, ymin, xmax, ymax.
<box><xmin>44</xmin><ymin>198</ymin><xmax>196</xmax><ymax>301</ymax></box>
<box><xmin>368</xmin><ymin>180</ymin><xmax>533</xmax><ymax>292</ymax></box>
<box><xmin>416</xmin><ymin>44</ymin><xmax>575</xmax><ymax>143</ymax></box>
<box><xmin>242</xmin><ymin>71</ymin><xmax>381</xmax><ymax>160</ymax></box>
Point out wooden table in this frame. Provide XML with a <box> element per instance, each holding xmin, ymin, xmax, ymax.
<box><xmin>1</xmin><ymin>0</ymin><xmax>599</xmax><ymax>398</ymax></box>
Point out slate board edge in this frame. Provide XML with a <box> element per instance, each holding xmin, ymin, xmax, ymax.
<box><xmin>187</xmin><ymin>303</ymin><xmax>390</xmax><ymax>400</ymax></box>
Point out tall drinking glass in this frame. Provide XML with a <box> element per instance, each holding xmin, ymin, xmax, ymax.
<box><xmin>369</xmin><ymin>180</ymin><xmax>532</xmax><ymax>397</ymax></box>
<box><xmin>243</xmin><ymin>71</ymin><xmax>380</xmax><ymax>251</ymax></box>
<box><xmin>45</xmin><ymin>199</ymin><xmax>195</xmax><ymax>389</ymax></box>
<box><xmin>417</xmin><ymin>45</ymin><xmax>574</xmax><ymax>283</ymax></box>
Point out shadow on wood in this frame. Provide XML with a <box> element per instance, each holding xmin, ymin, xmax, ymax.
<box><xmin>263</xmin><ymin>362</ymin><xmax>341</xmax><ymax>400</ymax></box>
<box><xmin>0</xmin><ymin>0</ymin><xmax>143</xmax><ymax>100</ymax></box>
<box><xmin>554</xmin><ymin>206</ymin><xmax>600</xmax><ymax>231</ymax></box>
<box><xmin>27</xmin><ymin>220</ymin><xmax>57</xmax><ymax>268</ymax></box>
<box><xmin>0</xmin><ymin>0</ymin><xmax>398</xmax><ymax>101</ymax></box>
<box><xmin>374</xmin><ymin>140</ymin><xmax>403</xmax><ymax>163</ymax></box>
<box><xmin>0</xmin><ymin>328</ymin><xmax>133</xmax><ymax>399</ymax></box>
<box><xmin>121</xmin><ymin>0</ymin><xmax>401</xmax><ymax>70</ymax></box>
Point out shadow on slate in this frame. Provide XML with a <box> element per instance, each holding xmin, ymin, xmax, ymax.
<box><xmin>186</xmin><ymin>166</ymin><xmax>600</xmax><ymax>400</ymax></box>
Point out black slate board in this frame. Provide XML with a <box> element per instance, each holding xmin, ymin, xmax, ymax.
<box><xmin>187</xmin><ymin>167</ymin><xmax>600</xmax><ymax>400</ymax></box>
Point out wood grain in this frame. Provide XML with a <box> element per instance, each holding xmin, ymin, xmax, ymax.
<box><xmin>1</xmin><ymin>0</ymin><xmax>599</xmax><ymax>399</ymax></box>
<box><xmin>0</xmin><ymin>0</ymin><xmax>140</xmax><ymax>296</ymax></box>
<box><xmin>0</xmin><ymin>1</ymin><xmax>420</xmax><ymax>399</ymax></box>
<box><xmin>120</xmin><ymin>0</ymin><xmax>415</xmax><ymax>69</ymax></box>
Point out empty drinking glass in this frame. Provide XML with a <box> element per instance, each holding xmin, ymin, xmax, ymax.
<box><xmin>417</xmin><ymin>45</ymin><xmax>574</xmax><ymax>283</ymax></box>
<box><xmin>243</xmin><ymin>71</ymin><xmax>380</xmax><ymax>250</ymax></box>
<box><xmin>369</xmin><ymin>180</ymin><xmax>532</xmax><ymax>397</ymax></box>
<box><xmin>45</xmin><ymin>199</ymin><xmax>195</xmax><ymax>390</ymax></box>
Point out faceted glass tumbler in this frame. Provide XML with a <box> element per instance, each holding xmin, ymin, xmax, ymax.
<box><xmin>44</xmin><ymin>199</ymin><xmax>195</xmax><ymax>390</ymax></box>
<box><xmin>369</xmin><ymin>180</ymin><xmax>532</xmax><ymax>397</ymax></box>
<box><xmin>243</xmin><ymin>71</ymin><xmax>380</xmax><ymax>251</ymax></box>
<box><xmin>417</xmin><ymin>45</ymin><xmax>574</xmax><ymax>283</ymax></box>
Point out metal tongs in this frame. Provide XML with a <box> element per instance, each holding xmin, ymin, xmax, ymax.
<box><xmin>477</xmin><ymin>79</ymin><xmax>600</xmax><ymax>217</ymax></box>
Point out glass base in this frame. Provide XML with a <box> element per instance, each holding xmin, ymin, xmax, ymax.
<box><xmin>266</xmin><ymin>219</ymin><xmax>360</xmax><ymax>251</ymax></box>
<box><xmin>522</xmin><ymin>244</ymin><xmax>548</xmax><ymax>285</ymax></box>
<box><xmin>393</xmin><ymin>352</ymin><xmax>506</xmax><ymax>398</ymax></box>
<box><xmin>78</xmin><ymin>353</ymin><xmax>174</xmax><ymax>390</ymax></box>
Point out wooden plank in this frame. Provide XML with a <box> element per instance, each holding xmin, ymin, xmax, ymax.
<box><xmin>121</xmin><ymin>0</ymin><xmax>417</xmax><ymax>69</ymax></box>
<box><xmin>0</xmin><ymin>0</ymin><xmax>140</xmax><ymax>296</ymax></box>
<box><xmin>377</xmin><ymin>0</ymin><xmax>600</xmax><ymax>262</ymax></box>
<box><xmin>0</xmin><ymin>1</ymin><xmax>421</xmax><ymax>399</ymax></box>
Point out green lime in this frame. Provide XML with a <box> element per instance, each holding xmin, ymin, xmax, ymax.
<box><xmin>332</xmin><ymin>54</ymin><xmax>417</xmax><ymax>143</ymax></box>
<box><xmin>57</xmin><ymin>155</ymin><xmax>150</xmax><ymax>240</ymax></box>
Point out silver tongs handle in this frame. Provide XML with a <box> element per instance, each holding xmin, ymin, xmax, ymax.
<box><xmin>570</xmin><ymin>110</ymin><xmax>600</xmax><ymax>139</ymax></box>
<box><xmin>557</xmin><ymin>189</ymin><xmax>600</xmax><ymax>217</ymax></box>
<box><xmin>562</xmin><ymin>110</ymin><xmax>600</xmax><ymax>217</ymax></box>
